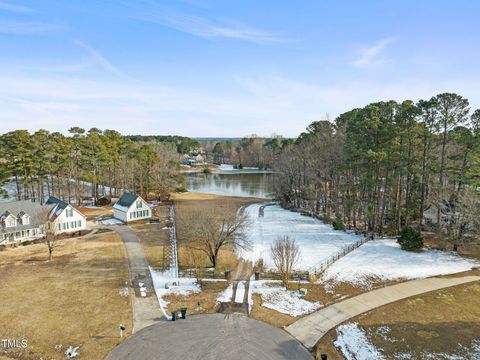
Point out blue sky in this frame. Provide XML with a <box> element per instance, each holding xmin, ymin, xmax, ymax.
<box><xmin>0</xmin><ymin>0</ymin><xmax>479</xmax><ymax>137</ymax></box>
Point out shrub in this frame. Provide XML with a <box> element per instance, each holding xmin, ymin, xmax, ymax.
<box><xmin>397</xmin><ymin>226</ymin><xmax>423</xmax><ymax>251</ymax></box>
<box><xmin>332</xmin><ymin>215</ymin><xmax>345</xmax><ymax>230</ymax></box>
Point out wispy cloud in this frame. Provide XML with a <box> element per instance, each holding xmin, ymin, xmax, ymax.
<box><xmin>0</xmin><ymin>20</ymin><xmax>60</xmax><ymax>34</ymax></box>
<box><xmin>0</xmin><ymin>1</ymin><xmax>38</xmax><ymax>13</ymax></box>
<box><xmin>135</xmin><ymin>9</ymin><xmax>287</xmax><ymax>44</ymax></box>
<box><xmin>352</xmin><ymin>38</ymin><xmax>395</xmax><ymax>68</ymax></box>
<box><xmin>74</xmin><ymin>40</ymin><xmax>125</xmax><ymax>77</ymax></box>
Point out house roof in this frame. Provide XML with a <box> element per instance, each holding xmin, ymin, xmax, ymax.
<box><xmin>116</xmin><ymin>192</ymin><xmax>139</xmax><ymax>208</ymax></box>
<box><xmin>0</xmin><ymin>200</ymin><xmax>45</xmax><ymax>233</ymax></box>
<box><xmin>114</xmin><ymin>192</ymin><xmax>149</xmax><ymax>212</ymax></box>
<box><xmin>45</xmin><ymin>196</ymin><xmax>70</xmax><ymax>220</ymax></box>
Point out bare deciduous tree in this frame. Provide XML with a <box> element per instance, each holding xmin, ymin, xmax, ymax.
<box><xmin>40</xmin><ymin>208</ymin><xmax>60</xmax><ymax>261</ymax></box>
<box><xmin>179</xmin><ymin>204</ymin><xmax>250</xmax><ymax>269</ymax></box>
<box><xmin>270</xmin><ymin>236</ymin><xmax>301</xmax><ymax>286</ymax></box>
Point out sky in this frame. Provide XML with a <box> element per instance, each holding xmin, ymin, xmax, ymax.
<box><xmin>0</xmin><ymin>0</ymin><xmax>479</xmax><ymax>137</ymax></box>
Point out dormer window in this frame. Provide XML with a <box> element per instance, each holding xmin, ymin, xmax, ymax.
<box><xmin>136</xmin><ymin>200</ymin><xmax>142</xmax><ymax>209</ymax></box>
<box><xmin>5</xmin><ymin>215</ymin><xmax>16</xmax><ymax>228</ymax></box>
<box><xmin>20</xmin><ymin>214</ymin><xmax>30</xmax><ymax>225</ymax></box>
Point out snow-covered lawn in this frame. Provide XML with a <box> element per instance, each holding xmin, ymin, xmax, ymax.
<box><xmin>150</xmin><ymin>268</ymin><xmax>200</xmax><ymax>318</ymax></box>
<box><xmin>322</xmin><ymin>239</ymin><xmax>479</xmax><ymax>288</ymax></box>
<box><xmin>250</xmin><ymin>280</ymin><xmax>321</xmax><ymax>317</ymax></box>
<box><xmin>241</xmin><ymin>204</ymin><xmax>362</xmax><ymax>270</ymax></box>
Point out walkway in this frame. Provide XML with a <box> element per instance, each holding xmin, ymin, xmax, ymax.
<box><xmin>112</xmin><ymin>225</ymin><xmax>162</xmax><ymax>333</ymax></box>
<box><xmin>106</xmin><ymin>313</ymin><xmax>312</xmax><ymax>360</ymax></box>
<box><xmin>286</xmin><ymin>275</ymin><xmax>480</xmax><ymax>350</ymax></box>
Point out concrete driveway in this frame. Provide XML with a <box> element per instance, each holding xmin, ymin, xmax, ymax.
<box><xmin>106</xmin><ymin>313</ymin><xmax>313</xmax><ymax>360</ymax></box>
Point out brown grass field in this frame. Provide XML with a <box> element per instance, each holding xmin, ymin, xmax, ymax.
<box><xmin>315</xmin><ymin>280</ymin><xmax>480</xmax><ymax>359</ymax></box>
<box><xmin>0</xmin><ymin>232</ymin><xmax>132</xmax><ymax>360</ymax></box>
<box><xmin>130</xmin><ymin>203</ymin><xmax>171</xmax><ymax>269</ymax></box>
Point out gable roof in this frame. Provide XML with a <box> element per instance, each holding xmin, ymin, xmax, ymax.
<box><xmin>45</xmin><ymin>196</ymin><xmax>71</xmax><ymax>220</ymax></box>
<box><xmin>114</xmin><ymin>192</ymin><xmax>150</xmax><ymax>212</ymax></box>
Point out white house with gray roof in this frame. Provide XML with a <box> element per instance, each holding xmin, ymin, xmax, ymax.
<box><xmin>45</xmin><ymin>197</ymin><xmax>87</xmax><ymax>235</ymax></box>
<box><xmin>113</xmin><ymin>192</ymin><xmax>152</xmax><ymax>223</ymax></box>
<box><xmin>0</xmin><ymin>197</ymin><xmax>87</xmax><ymax>245</ymax></box>
<box><xmin>0</xmin><ymin>200</ymin><xmax>46</xmax><ymax>244</ymax></box>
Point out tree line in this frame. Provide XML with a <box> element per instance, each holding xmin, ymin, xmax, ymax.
<box><xmin>0</xmin><ymin>127</ymin><xmax>183</xmax><ymax>204</ymax></box>
<box><xmin>204</xmin><ymin>135</ymin><xmax>293</xmax><ymax>168</ymax></box>
<box><xmin>272</xmin><ymin>93</ymin><xmax>480</xmax><ymax>251</ymax></box>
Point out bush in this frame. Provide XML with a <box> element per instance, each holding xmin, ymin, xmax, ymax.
<box><xmin>397</xmin><ymin>226</ymin><xmax>423</xmax><ymax>251</ymax></box>
<box><xmin>332</xmin><ymin>215</ymin><xmax>345</xmax><ymax>230</ymax></box>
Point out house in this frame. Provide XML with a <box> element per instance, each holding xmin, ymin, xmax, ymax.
<box><xmin>45</xmin><ymin>196</ymin><xmax>87</xmax><ymax>235</ymax></box>
<box><xmin>113</xmin><ymin>192</ymin><xmax>152</xmax><ymax>223</ymax></box>
<box><xmin>0</xmin><ymin>200</ymin><xmax>46</xmax><ymax>244</ymax></box>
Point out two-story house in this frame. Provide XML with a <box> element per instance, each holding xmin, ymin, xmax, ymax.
<box><xmin>0</xmin><ymin>200</ymin><xmax>46</xmax><ymax>244</ymax></box>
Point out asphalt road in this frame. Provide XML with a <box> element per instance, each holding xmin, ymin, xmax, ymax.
<box><xmin>106</xmin><ymin>313</ymin><xmax>313</xmax><ymax>360</ymax></box>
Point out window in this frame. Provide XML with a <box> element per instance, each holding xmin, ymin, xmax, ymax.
<box><xmin>22</xmin><ymin>215</ymin><xmax>30</xmax><ymax>225</ymax></box>
<box><xmin>58</xmin><ymin>224</ymin><xmax>61</xmax><ymax>231</ymax></box>
<box><xmin>136</xmin><ymin>200</ymin><xmax>142</xmax><ymax>209</ymax></box>
<box><xmin>5</xmin><ymin>217</ymin><xmax>16</xmax><ymax>227</ymax></box>
<box><xmin>66</xmin><ymin>208</ymin><xmax>73</xmax><ymax>217</ymax></box>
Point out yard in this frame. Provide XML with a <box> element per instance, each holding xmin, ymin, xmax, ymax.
<box><xmin>0</xmin><ymin>232</ymin><xmax>132</xmax><ymax>360</ymax></box>
<box><xmin>130</xmin><ymin>203</ymin><xmax>171</xmax><ymax>269</ymax></box>
<box><xmin>173</xmin><ymin>192</ymin><xmax>262</xmax><ymax>271</ymax></box>
<box><xmin>316</xmin><ymin>275</ymin><xmax>480</xmax><ymax>359</ymax></box>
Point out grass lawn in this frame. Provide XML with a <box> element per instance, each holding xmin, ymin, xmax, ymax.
<box><xmin>0</xmin><ymin>232</ymin><xmax>132</xmax><ymax>360</ymax></box>
<box><xmin>315</xmin><ymin>279</ymin><xmax>480</xmax><ymax>359</ymax></box>
<box><xmin>173</xmin><ymin>192</ymin><xmax>263</xmax><ymax>271</ymax></box>
<box><xmin>130</xmin><ymin>203</ymin><xmax>171</xmax><ymax>269</ymax></box>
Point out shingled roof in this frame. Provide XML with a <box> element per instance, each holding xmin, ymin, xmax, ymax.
<box><xmin>0</xmin><ymin>200</ymin><xmax>45</xmax><ymax>234</ymax></box>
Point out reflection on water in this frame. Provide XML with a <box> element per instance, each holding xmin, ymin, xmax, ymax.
<box><xmin>186</xmin><ymin>170</ymin><xmax>273</xmax><ymax>198</ymax></box>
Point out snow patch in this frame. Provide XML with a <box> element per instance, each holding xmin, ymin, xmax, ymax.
<box><xmin>216</xmin><ymin>284</ymin><xmax>233</xmax><ymax>303</ymax></box>
<box><xmin>249</xmin><ymin>280</ymin><xmax>321</xmax><ymax>317</ymax></box>
<box><xmin>65</xmin><ymin>345</ymin><xmax>80</xmax><ymax>359</ymax></box>
<box><xmin>334</xmin><ymin>323</ymin><xmax>385</xmax><ymax>360</ymax></box>
<box><xmin>97</xmin><ymin>217</ymin><xmax>124</xmax><ymax>225</ymax></box>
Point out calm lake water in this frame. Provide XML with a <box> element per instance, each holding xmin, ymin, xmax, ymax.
<box><xmin>186</xmin><ymin>168</ymin><xmax>273</xmax><ymax>198</ymax></box>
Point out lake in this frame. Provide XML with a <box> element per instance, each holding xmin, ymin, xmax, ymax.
<box><xmin>185</xmin><ymin>166</ymin><xmax>273</xmax><ymax>198</ymax></box>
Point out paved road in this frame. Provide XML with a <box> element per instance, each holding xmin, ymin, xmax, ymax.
<box><xmin>286</xmin><ymin>275</ymin><xmax>480</xmax><ymax>350</ymax></box>
<box><xmin>112</xmin><ymin>225</ymin><xmax>163</xmax><ymax>333</ymax></box>
<box><xmin>106</xmin><ymin>313</ymin><xmax>312</xmax><ymax>360</ymax></box>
